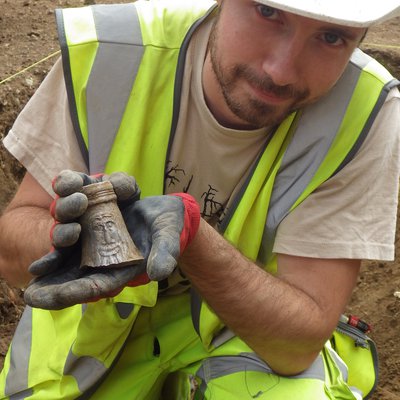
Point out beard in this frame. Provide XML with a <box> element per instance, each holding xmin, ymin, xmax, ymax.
<box><xmin>208</xmin><ymin>21</ymin><xmax>311</xmax><ymax>129</ymax></box>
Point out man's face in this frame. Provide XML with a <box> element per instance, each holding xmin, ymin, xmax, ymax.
<box><xmin>91</xmin><ymin>214</ymin><xmax>122</xmax><ymax>258</ymax></box>
<box><xmin>202</xmin><ymin>0</ymin><xmax>367</xmax><ymax>130</ymax></box>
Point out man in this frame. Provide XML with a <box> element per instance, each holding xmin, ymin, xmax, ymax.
<box><xmin>0</xmin><ymin>0</ymin><xmax>399</xmax><ymax>398</ymax></box>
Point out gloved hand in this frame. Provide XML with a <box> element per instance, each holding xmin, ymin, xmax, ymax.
<box><xmin>23</xmin><ymin>170</ymin><xmax>200</xmax><ymax>310</ymax></box>
<box><xmin>122</xmin><ymin>193</ymin><xmax>200</xmax><ymax>281</ymax></box>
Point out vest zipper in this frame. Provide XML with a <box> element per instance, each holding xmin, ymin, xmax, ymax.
<box><xmin>335</xmin><ymin>321</ymin><xmax>370</xmax><ymax>349</ymax></box>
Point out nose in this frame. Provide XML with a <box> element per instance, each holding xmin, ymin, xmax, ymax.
<box><xmin>101</xmin><ymin>226</ymin><xmax>114</xmax><ymax>244</ymax></box>
<box><xmin>261</xmin><ymin>37</ymin><xmax>303</xmax><ymax>87</ymax></box>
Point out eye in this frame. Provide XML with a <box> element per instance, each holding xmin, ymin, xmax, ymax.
<box><xmin>256</xmin><ymin>4</ymin><xmax>279</xmax><ymax>19</ymax></box>
<box><xmin>93</xmin><ymin>223</ymin><xmax>102</xmax><ymax>231</ymax></box>
<box><xmin>322</xmin><ymin>32</ymin><xmax>344</xmax><ymax>46</ymax></box>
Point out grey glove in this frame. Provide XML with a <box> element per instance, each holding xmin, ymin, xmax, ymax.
<box><xmin>24</xmin><ymin>170</ymin><xmax>200</xmax><ymax>310</ymax></box>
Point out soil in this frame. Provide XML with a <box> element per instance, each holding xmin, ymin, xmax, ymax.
<box><xmin>0</xmin><ymin>1</ymin><xmax>400</xmax><ymax>398</ymax></box>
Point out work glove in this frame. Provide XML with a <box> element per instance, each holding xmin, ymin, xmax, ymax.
<box><xmin>24</xmin><ymin>170</ymin><xmax>200</xmax><ymax>310</ymax></box>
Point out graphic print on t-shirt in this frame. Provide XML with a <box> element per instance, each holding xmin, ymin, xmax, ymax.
<box><xmin>165</xmin><ymin>160</ymin><xmax>226</xmax><ymax>225</ymax></box>
<box><xmin>201</xmin><ymin>184</ymin><xmax>223</xmax><ymax>220</ymax></box>
<box><xmin>165</xmin><ymin>163</ymin><xmax>186</xmax><ymax>188</ymax></box>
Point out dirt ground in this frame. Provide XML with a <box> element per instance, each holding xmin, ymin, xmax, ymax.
<box><xmin>0</xmin><ymin>1</ymin><xmax>400</xmax><ymax>398</ymax></box>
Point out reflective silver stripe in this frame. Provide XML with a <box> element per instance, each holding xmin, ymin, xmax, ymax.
<box><xmin>5</xmin><ymin>306</ymin><xmax>33</xmax><ymax>398</ymax></box>
<box><xmin>258</xmin><ymin>57</ymin><xmax>364</xmax><ymax>264</ymax></box>
<box><xmin>86</xmin><ymin>4</ymin><xmax>144</xmax><ymax>173</ymax></box>
<box><xmin>326</xmin><ymin>346</ymin><xmax>349</xmax><ymax>382</ymax></box>
<box><xmin>8</xmin><ymin>389</ymin><xmax>33</xmax><ymax>400</ymax></box>
<box><xmin>4</xmin><ymin>306</ymin><xmax>88</xmax><ymax>398</ymax></box>
<box><xmin>56</xmin><ymin>8</ymin><xmax>90</xmax><ymax>167</ymax></box>
<box><xmin>62</xmin><ymin>303</ymin><xmax>134</xmax><ymax>394</ymax></box>
<box><xmin>350</xmin><ymin>47</ymin><xmax>371</xmax><ymax>69</ymax></box>
<box><xmin>334</xmin><ymin>77</ymin><xmax>400</xmax><ymax>177</ymax></box>
<box><xmin>62</xmin><ymin>303</ymin><xmax>135</xmax><ymax>398</ymax></box>
<box><xmin>64</xmin><ymin>350</ymin><xmax>108</xmax><ymax>393</ymax></box>
<box><xmin>211</xmin><ymin>326</ymin><xmax>236</xmax><ymax>348</ymax></box>
<box><xmin>196</xmin><ymin>352</ymin><xmax>326</xmax><ymax>393</ymax></box>
<box><xmin>349</xmin><ymin>386</ymin><xmax>363</xmax><ymax>400</ymax></box>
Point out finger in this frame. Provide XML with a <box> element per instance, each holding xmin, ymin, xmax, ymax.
<box><xmin>24</xmin><ymin>285</ymin><xmax>64</xmax><ymax>310</ymax></box>
<box><xmin>28</xmin><ymin>250</ymin><xmax>65</xmax><ymax>276</ymax></box>
<box><xmin>147</xmin><ymin>248</ymin><xmax>178</xmax><ymax>281</ymax></box>
<box><xmin>52</xmin><ymin>222</ymin><xmax>81</xmax><ymax>247</ymax></box>
<box><xmin>107</xmin><ymin>172</ymin><xmax>140</xmax><ymax>203</ymax></box>
<box><xmin>55</xmin><ymin>192</ymin><xmax>88</xmax><ymax>222</ymax></box>
<box><xmin>78</xmin><ymin>172</ymin><xmax>103</xmax><ymax>186</ymax></box>
<box><xmin>146</xmin><ymin>226</ymin><xmax>181</xmax><ymax>280</ymax></box>
<box><xmin>24</xmin><ymin>265</ymin><xmax>90</xmax><ymax>309</ymax></box>
<box><xmin>52</xmin><ymin>170</ymin><xmax>103</xmax><ymax>197</ymax></box>
<box><xmin>52</xmin><ymin>170</ymin><xmax>84</xmax><ymax>196</ymax></box>
<box><xmin>25</xmin><ymin>264</ymin><xmax>146</xmax><ymax>310</ymax></box>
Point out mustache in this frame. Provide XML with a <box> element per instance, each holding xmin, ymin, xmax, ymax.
<box><xmin>234</xmin><ymin>65</ymin><xmax>309</xmax><ymax>100</ymax></box>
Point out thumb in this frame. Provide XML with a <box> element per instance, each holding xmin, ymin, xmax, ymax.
<box><xmin>146</xmin><ymin>236</ymin><xmax>180</xmax><ymax>281</ymax></box>
<box><xmin>29</xmin><ymin>250</ymin><xmax>65</xmax><ymax>276</ymax></box>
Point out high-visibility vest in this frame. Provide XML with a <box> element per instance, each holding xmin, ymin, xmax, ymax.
<box><xmin>1</xmin><ymin>1</ymin><xmax>398</xmax><ymax>398</ymax></box>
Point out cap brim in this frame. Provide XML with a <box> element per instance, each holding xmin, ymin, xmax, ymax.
<box><xmin>258</xmin><ymin>0</ymin><xmax>400</xmax><ymax>27</ymax></box>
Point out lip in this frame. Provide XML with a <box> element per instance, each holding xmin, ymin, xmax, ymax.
<box><xmin>99</xmin><ymin>243</ymin><xmax>121</xmax><ymax>256</ymax></box>
<box><xmin>247</xmin><ymin>81</ymin><xmax>291</xmax><ymax>105</ymax></box>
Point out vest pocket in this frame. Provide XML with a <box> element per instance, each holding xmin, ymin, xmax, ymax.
<box><xmin>330</xmin><ymin>320</ymin><xmax>378</xmax><ymax>399</ymax></box>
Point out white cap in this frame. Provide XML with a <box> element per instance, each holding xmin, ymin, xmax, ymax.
<box><xmin>258</xmin><ymin>0</ymin><xmax>400</xmax><ymax>27</ymax></box>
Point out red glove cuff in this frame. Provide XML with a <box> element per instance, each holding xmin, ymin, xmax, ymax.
<box><xmin>49</xmin><ymin>196</ymin><xmax>58</xmax><ymax>219</ymax></box>
<box><xmin>126</xmin><ymin>272</ymin><xmax>151</xmax><ymax>287</ymax></box>
<box><xmin>48</xmin><ymin>220</ymin><xmax>58</xmax><ymax>252</ymax></box>
<box><xmin>170</xmin><ymin>193</ymin><xmax>201</xmax><ymax>253</ymax></box>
